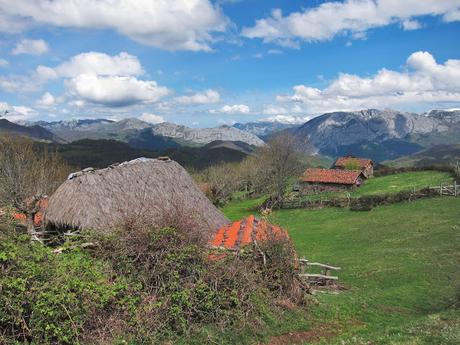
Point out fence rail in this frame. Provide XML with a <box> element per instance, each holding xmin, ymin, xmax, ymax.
<box><xmin>298</xmin><ymin>258</ymin><xmax>341</xmax><ymax>286</ymax></box>
<box><xmin>429</xmin><ymin>182</ymin><xmax>458</xmax><ymax>196</ymax></box>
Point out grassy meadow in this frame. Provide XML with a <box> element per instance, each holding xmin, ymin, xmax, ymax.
<box><xmin>221</xmin><ymin>171</ymin><xmax>460</xmax><ymax>344</ymax></box>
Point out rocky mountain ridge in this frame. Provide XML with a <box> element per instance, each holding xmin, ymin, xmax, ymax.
<box><xmin>290</xmin><ymin>108</ymin><xmax>460</xmax><ymax>161</ymax></box>
<box><xmin>34</xmin><ymin>118</ymin><xmax>265</xmax><ymax>148</ymax></box>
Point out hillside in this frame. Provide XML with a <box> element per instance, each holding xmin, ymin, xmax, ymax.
<box><xmin>161</xmin><ymin>140</ymin><xmax>253</xmax><ymax>169</ymax></box>
<box><xmin>49</xmin><ymin>139</ymin><xmax>160</xmax><ymax>169</ymax></box>
<box><xmin>385</xmin><ymin>144</ymin><xmax>460</xmax><ymax>168</ymax></box>
<box><xmin>0</xmin><ymin>119</ymin><xmax>64</xmax><ymax>143</ymax></box>
<box><xmin>44</xmin><ymin>139</ymin><xmax>252</xmax><ymax>170</ymax></box>
<box><xmin>223</xmin><ymin>193</ymin><xmax>460</xmax><ymax>344</ymax></box>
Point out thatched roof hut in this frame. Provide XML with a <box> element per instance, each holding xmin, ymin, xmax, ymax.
<box><xmin>45</xmin><ymin>158</ymin><xmax>229</xmax><ymax>239</ymax></box>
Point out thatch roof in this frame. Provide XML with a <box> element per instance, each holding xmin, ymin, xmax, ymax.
<box><xmin>45</xmin><ymin>158</ymin><xmax>229</xmax><ymax>239</ymax></box>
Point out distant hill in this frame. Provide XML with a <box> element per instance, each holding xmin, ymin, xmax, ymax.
<box><xmin>384</xmin><ymin>144</ymin><xmax>460</xmax><ymax>168</ymax></box>
<box><xmin>49</xmin><ymin>139</ymin><xmax>160</xmax><ymax>169</ymax></box>
<box><xmin>162</xmin><ymin>140</ymin><xmax>254</xmax><ymax>169</ymax></box>
<box><xmin>0</xmin><ymin>118</ymin><xmax>64</xmax><ymax>143</ymax></box>
<box><xmin>44</xmin><ymin>139</ymin><xmax>253</xmax><ymax>170</ymax></box>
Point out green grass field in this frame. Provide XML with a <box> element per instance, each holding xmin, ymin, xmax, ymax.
<box><xmin>222</xmin><ymin>174</ymin><xmax>460</xmax><ymax>343</ymax></box>
<box><xmin>298</xmin><ymin>170</ymin><xmax>454</xmax><ymax>201</ymax></box>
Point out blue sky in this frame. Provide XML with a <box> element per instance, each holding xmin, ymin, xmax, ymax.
<box><xmin>0</xmin><ymin>0</ymin><xmax>459</xmax><ymax>127</ymax></box>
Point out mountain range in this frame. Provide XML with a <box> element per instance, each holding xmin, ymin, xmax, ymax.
<box><xmin>35</xmin><ymin>118</ymin><xmax>264</xmax><ymax>149</ymax></box>
<box><xmin>0</xmin><ymin>118</ymin><xmax>64</xmax><ymax>143</ymax></box>
<box><xmin>2</xmin><ymin>108</ymin><xmax>459</xmax><ymax>165</ymax></box>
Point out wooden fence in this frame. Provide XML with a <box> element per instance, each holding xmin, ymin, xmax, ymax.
<box><xmin>298</xmin><ymin>258</ymin><xmax>341</xmax><ymax>286</ymax></box>
<box><xmin>429</xmin><ymin>181</ymin><xmax>459</xmax><ymax>196</ymax></box>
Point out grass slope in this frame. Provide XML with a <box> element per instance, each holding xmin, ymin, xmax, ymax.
<box><xmin>385</xmin><ymin>144</ymin><xmax>460</xmax><ymax>168</ymax></box>
<box><xmin>222</xmin><ymin>195</ymin><xmax>460</xmax><ymax>343</ymax></box>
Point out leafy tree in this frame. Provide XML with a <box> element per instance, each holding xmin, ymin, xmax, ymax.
<box><xmin>255</xmin><ymin>133</ymin><xmax>303</xmax><ymax>204</ymax></box>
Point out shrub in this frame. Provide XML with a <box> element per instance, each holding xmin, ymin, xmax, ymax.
<box><xmin>91</xmin><ymin>218</ymin><xmax>306</xmax><ymax>341</ymax></box>
<box><xmin>0</xmin><ymin>223</ymin><xmax>126</xmax><ymax>344</ymax></box>
<box><xmin>1</xmin><ymin>205</ymin><xmax>307</xmax><ymax>344</ymax></box>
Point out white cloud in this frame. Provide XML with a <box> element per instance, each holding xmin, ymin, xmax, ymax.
<box><xmin>0</xmin><ymin>52</ymin><xmax>142</xmax><ymax>93</ymax></box>
<box><xmin>261</xmin><ymin>115</ymin><xmax>309</xmax><ymax>124</ymax></box>
<box><xmin>443</xmin><ymin>9</ymin><xmax>460</xmax><ymax>22</ymax></box>
<box><xmin>67</xmin><ymin>74</ymin><xmax>170</xmax><ymax>107</ymax></box>
<box><xmin>0</xmin><ymin>58</ymin><xmax>8</xmax><ymax>67</ymax></box>
<box><xmin>277</xmin><ymin>51</ymin><xmax>460</xmax><ymax>113</ymax></box>
<box><xmin>402</xmin><ymin>19</ymin><xmax>422</xmax><ymax>31</ymax></box>
<box><xmin>262</xmin><ymin>105</ymin><xmax>288</xmax><ymax>115</ymax></box>
<box><xmin>0</xmin><ymin>51</ymin><xmax>169</xmax><ymax>109</ymax></box>
<box><xmin>0</xmin><ymin>102</ymin><xmax>36</xmax><ymax>121</ymax></box>
<box><xmin>0</xmin><ymin>0</ymin><xmax>228</xmax><ymax>51</ymax></box>
<box><xmin>54</xmin><ymin>51</ymin><xmax>143</xmax><ymax>77</ymax></box>
<box><xmin>176</xmin><ymin>89</ymin><xmax>220</xmax><ymax>104</ymax></box>
<box><xmin>218</xmin><ymin>104</ymin><xmax>250</xmax><ymax>114</ymax></box>
<box><xmin>36</xmin><ymin>92</ymin><xmax>56</xmax><ymax>107</ymax></box>
<box><xmin>139</xmin><ymin>112</ymin><xmax>165</xmax><ymax>124</ymax></box>
<box><xmin>242</xmin><ymin>1</ymin><xmax>460</xmax><ymax>46</ymax></box>
<box><xmin>12</xmin><ymin>39</ymin><xmax>48</xmax><ymax>55</ymax></box>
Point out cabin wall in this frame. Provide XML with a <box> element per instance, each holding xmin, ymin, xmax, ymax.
<box><xmin>363</xmin><ymin>164</ymin><xmax>374</xmax><ymax>178</ymax></box>
<box><xmin>300</xmin><ymin>182</ymin><xmax>355</xmax><ymax>195</ymax></box>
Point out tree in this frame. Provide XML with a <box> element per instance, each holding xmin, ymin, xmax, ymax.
<box><xmin>0</xmin><ymin>135</ymin><xmax>70</xmax><ymax>240</ymax></box>
<box><xmin>255</xmin><ymin>133</ymin><xmax>303</xmax><ymax>205</ymax></box>
<box><xmin>200</xmin><ymin>162</ymin><xmax>242</xmax><ymax>206</ymax></box>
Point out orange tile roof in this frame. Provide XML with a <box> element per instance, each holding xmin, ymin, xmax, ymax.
<box><xmin>11</xmin><ymin>197</ymin><xmax>48</xmax><ymax>226</ymax></box>
<box><xmin>300</xmin><ymin>168</ymin><xmax>363</xmax><ymax>185</ymax></box>
<box><xmin>210</xmin><ymin>215</ymin><xmax>289</xmax><ymax>251</ymax></box>
<box><xmin>334</xmin><ymin>156</ymin><xmax>373</xmax><ymax>169</ymax></box>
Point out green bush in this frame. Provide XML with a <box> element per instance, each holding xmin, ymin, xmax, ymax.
<box><xmin>0</xmin><ymin>224</ymin><xmax>126</xmax><ymax>344</ymax></box>
<box><xmin>94</xmin><ymin>222</ymin><xmax>304</xmax><ymax>340</ymax></box>
<box><xmin>0</xmin><ymin>217</ymin><xmax>307</xmax><ymax>344</ymax></box>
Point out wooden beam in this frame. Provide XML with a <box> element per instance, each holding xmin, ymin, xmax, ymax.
<box><xmin>299</xmin><ymin>273</ymin><xmax>339</xmax><ymax>280</ymax></box>
<box><xmin>298</xmin><ymin>259</ymin><xmax>341</xmax><ymax>270</ymax></box>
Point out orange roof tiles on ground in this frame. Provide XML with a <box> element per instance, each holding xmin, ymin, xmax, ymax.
<box><xmin>11</xmin><ymin>197</ymin><xmax>49</xmax><ymax>227</ymax></box>
<box><xmin>300</xmin><ymin>168</ymin><xmax>363</xmax><ymax>185</ymax></box>
<box><xmin>210</xmin><ymin>215</ymin><xmax>289</xmax><ymax>251</ymax></box>
<box><xmin>334</xmin><ymin>156</ymin><xmax>373</xmax><ymax>168</ymax></box>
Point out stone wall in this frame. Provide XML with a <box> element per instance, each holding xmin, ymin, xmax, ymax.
<box><xmin>300</xmin><ymin>182</ymin><xmax>355</xmax><ymax>195</ymax></box>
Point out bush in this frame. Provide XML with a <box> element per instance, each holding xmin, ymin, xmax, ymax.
<box><xmin>0</xmin><ymin>212</ymin><xmax>307</xmax><ymax>344</ymax></box>
<box><xmin>0</xmin><ymin>223</ymin><xmax>126</xmax><ymax>344</ymax></box>
<box><xmin>91</xmin><ymin>218</ymin><xmax>306</xmax><ymax>341</ymax></box>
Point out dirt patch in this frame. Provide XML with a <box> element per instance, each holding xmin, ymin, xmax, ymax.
<box><xmin>264</xmin><ymin>326</ymin><xmax>338</xmax><ymax>345</ymax></box>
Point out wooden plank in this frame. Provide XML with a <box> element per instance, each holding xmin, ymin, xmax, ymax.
<box><xmin>299</xmin><ymin>273</ymin><xmax>338</xmax><ymax>280</ymax></box>
<box><xmin>299</xmin><ymin>259</ymin><xmax>341</xmax><ymax>271</ymax></box>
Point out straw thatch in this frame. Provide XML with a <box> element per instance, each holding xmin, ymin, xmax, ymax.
<box><xmin>45</xmin><ymin>158</ymin><xmax>229</xmax><ymax>239</ymax></box>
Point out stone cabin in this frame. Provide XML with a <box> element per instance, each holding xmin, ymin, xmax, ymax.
<box><xmin>334</xmin><ymin>156</ymin><xmax>374</xmax><ymax>178</ymax></box>
<box><xmin>299</xmin><ymin>168</ymin><xmax>366</xmax><ymax>194</ymax></box>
